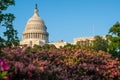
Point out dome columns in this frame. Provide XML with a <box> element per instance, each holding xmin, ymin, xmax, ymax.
<box><xmin>23</xmin><ymin>33</ymin><xmax>48</xmax><ymax>40</ymax></box>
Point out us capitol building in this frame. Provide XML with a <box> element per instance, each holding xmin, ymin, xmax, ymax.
<box><xmin>20</xmin><ymin>5</ymin><xmax>49</xmax><ymax>46</ymax></box>
<box><xmin>20</xmin><ymin>5</ymin><xmax>105</xmax><ymax>48</ymax></box>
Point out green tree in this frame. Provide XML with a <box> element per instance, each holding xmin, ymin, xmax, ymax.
<box><xmin>106</xmin><ymin>22</ymin><xmax>120</xmax><ymax>57</ymax></box>
<box><xmin>76</xmin><ymin>39</ymin><xmax>92</xmax><ymax>49</ymax></box>
<box><xmin>63</xmin><ymin>43</ymin><xmax>75</xmax><ymax>49</ymax></box>
<box><xmin>92</xmin><ymin>36</ymin><xmax>108</xmax><ymax>52</ymax></box>
<box><xmin>42</xmin><ymin>44</ymin><xmax>57</xmax><ymax>50</ymax></box>
<box><xmin>0</xmin><ymin>0</ymin><xmax>19</xmax><ymax>48</ymax></box>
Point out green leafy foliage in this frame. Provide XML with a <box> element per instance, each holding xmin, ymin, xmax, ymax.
<box><xmin>0</xmin><ymin>71</ymin><xmax>8</xmax><ymax>79</ymax></box>
<box><xmin>107</xmin><ymin>22</ymin><xmax>120</xmax><ymax>57</ymax></box>
<box><xmin>92</xmin><ymin>36</ymin><xmax>108</xmax><ymax>52</ymax></box>
<box><xmin>63</xmin><ymin>43</ymin><xmax>76</xmax><ymax>49</ymax></box>
<box><xmin>76</xmin><ymin>39</ymin><xmax>92</xmax><ymax>49</ymax></box>
<box><xmin>0</xmin><ymin>0</ymin><xmax>19</xmax><ymax>48</ymax></box>
<box><xmin>30</xmin><ymin>44</ymin><xmax>57</xmax><ymax>52</ymax></box>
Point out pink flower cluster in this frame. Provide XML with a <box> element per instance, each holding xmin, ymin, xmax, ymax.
<box><xmin>0</xmin><ymin>59</ymin><xmax>10</xmax><ymax>80</ymax></box>
<box><xmin>0</xmin><ymin>59</ymin><xmax>10</xmax><ymax>71</ymax></box>
<box><xmin>1</xmin><ymin>46</ymin><xmax>120</xmax><ymax>80</ymax></box>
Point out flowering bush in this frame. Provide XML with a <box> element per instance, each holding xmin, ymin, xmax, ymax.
<box><xmin>0</xmin><ymin>59</ymin><xmax>10</xmax><ymax>80</ymax></box>
<box><xmin>1</xmin><ymin>46</ymin><xmax>120</xmax><ymax>80</ymax></box>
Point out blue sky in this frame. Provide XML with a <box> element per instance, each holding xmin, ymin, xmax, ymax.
<box><xmin>4</xmin><ymin>0</ymin><xmax>120</xmax><ymax>42</ymax></box>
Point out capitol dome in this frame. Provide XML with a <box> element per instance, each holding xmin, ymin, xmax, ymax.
<box><xmin>20</xmin><ymin>4</ymin><xmax>49</xmax><ymax>46</ymax></box>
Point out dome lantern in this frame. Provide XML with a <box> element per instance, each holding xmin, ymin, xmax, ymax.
<box><xmin>34</xmin><ymin>4</ymin><xmax>39</xmax><ymax>17</ymax></box>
